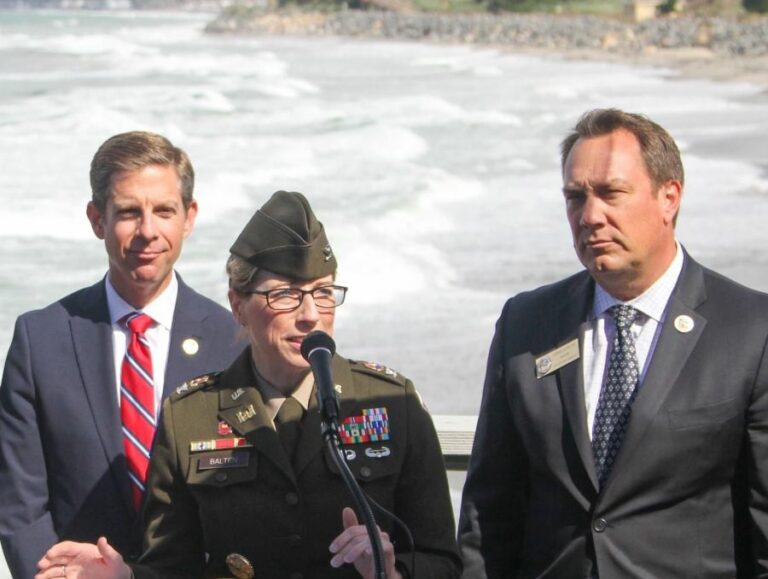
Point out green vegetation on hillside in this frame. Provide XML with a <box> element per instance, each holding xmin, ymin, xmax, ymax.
<box><xmin>237</xmin><ymin>0</ymin><xmax>766</xmax><ymax>15</ymax></box>
<box><xmin>743</xmin><ymin>0</ymin><xmax>768</xmax><ymax>12</ymax></box>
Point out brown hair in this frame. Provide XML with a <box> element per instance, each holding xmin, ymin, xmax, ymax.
<box><xmin>560</xmin><ymin>108</ymin><xmax>684</xmax><ymax>188</ymax></box>
<box><xmin>226</xmin><ymin>254</ymin><xmax>260</xmax><ymax>294</ymax></box>
<box><xmin>89</xmin><ymin>131</ymin><xmax>194</xmax><ymax>210</ymax></box>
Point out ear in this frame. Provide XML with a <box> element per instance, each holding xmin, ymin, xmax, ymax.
<box><xmin>659</xmin><ymin>179</ymin><xmax>682</xmax><ymax>226</ymax></box>
<box><xmin>182</xmin><ymin>200</ymin><xmax>198</xmax><ymax>239</ymax></box>
<box><xmin>86</xmin><ymin>201</ymin><xmax>105</xmax><ymax>240</ymax></box>
<box><xmin>228</xmin><ymin>288</ymin><xmax>243</xmax><ymax>325</ymax></box>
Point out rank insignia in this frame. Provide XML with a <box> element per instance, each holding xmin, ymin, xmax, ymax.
<box><xmin>362</xmin><ymin>361</ymin><xmax>398</xmax><ymax>378</ymax></box>
<box><xmin>190</xmin><ymin>437</ymin><xmax>252</xmax><ymax>453</ymax></box>
<box><xmin>217</xmin><ymin>421</ymin><xmax>233</xmax><ymax>435</ymax></box>
<box><xmin>338</xmin><ymin>407</ymin><xmax>390</xmax><ymax>444</ymax></box>
<box><xmin>188</xmin><ymin>375</ymin><xmax>212</xmax><ymax>388</ymax></box>
<box><xmin>173</xmin><ymin>372</ymin><xmax>218</xmax><ymax>398</ymax></box>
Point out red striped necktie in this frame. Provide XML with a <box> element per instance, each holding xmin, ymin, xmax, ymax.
<box><xmin>120</xmin><ymin>312</ymin><xmax>156</xmax><ymax>511</ymax></box>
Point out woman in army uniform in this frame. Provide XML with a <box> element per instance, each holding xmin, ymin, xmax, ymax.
<box><xmin>37</xmin><ymin>191</ymin><xmax>460</xmax><ymax>579</ymax></box>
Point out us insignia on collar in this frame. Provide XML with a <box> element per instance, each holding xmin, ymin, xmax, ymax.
<box><xmin>338</xmin><ymin>407</ymin><xmax>390</xmax><ymax>444</ymax></box>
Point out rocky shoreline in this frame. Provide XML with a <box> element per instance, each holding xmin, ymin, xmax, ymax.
<box><xmin>206</xmin><ymin>9</ymin><xmax>768</xmax><ymax>88</ymax></box>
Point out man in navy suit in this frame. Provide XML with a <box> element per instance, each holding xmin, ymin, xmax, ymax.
<box><xmin>459</xmin><ymin>109</ymin><xmax>768</xmax><ymax>577</ymax></box>
<box><xmin>0</xmin><ymin>132</ymin><xmax>242</xmax><ymax>578</ymax></box>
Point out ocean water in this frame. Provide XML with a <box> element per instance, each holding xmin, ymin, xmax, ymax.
<box><xmin>1</xmin><ymin>9</ymin><xmax>768</xmax><ymax>577</ymax></box>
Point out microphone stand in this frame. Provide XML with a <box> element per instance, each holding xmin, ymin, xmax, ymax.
<box><xmin>321</xmin><ymin>417</ymin><xmax>387</xmax><ymax>579</ymax></box>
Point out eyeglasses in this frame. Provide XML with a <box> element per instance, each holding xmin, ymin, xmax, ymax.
<box><xmin>247</xmin><ymin>285</ymin><xmax>348</xmax><ymax>311</ymax></box>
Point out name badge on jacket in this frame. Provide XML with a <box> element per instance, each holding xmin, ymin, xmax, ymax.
<box><xmin>535</xmin><ymin>338</ymin><xmax>579</xmax><ymax>379</ymax></box>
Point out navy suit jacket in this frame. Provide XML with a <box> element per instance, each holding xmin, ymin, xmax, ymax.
<box><xmin>459</xmin><ymin>253</ymin><xmax>768</xmax><ymax>578</ymax></box>
<box><xmin>0</xmin><ymin>275</ymin><xmax>243</xmax><ymax>578</ymax></box>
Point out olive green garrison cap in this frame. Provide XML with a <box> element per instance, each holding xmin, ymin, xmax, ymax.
<box><xmin>229</xmin><ymin>190</ymin><xmax>337</xmax><ymax>280</ymax></box>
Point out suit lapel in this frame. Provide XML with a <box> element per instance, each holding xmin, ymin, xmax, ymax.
<box><xmin>165</xmin><ymin>276</ymin><xmax>232</xmax><ymax>397</ymax></box>
<box><xmin>602</xmin><ymin>256</ymin><xmax>707</xmax><ymax>493</ymax></box>
<box><xmin>217</xmin><ymin>351</ymin><xmax>297</xmax><ymax>485</ymax></box>
<box><xmin>69</xmin><ymin>280</ymin><xmax>135</xmax><ymax>512</ymax></box>
<box><xmin>554</xmin><ymin>273</ymin><xmax>599</xmax><ymax>490</ymax></box>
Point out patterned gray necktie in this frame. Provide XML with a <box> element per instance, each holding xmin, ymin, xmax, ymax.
<box><xmin>592</xmin><ymin>304</ymin><xmax>640</xmax><ymax>488</ymax></box>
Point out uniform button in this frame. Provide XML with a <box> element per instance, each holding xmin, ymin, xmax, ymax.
<box><xmin>289</xmin><ymin>534</ymin><xmax>302</xmax><ymax>547</ymax></box>
<box><xmin>593</xmin><ymin>517</ymin><xmax>608</xmax><ymax>533</ymax></box>
<box><xmin>359</xmin><ymin>466</ymin><xmax>372</xmax><ymax>479</ymax></box>
<box><xmin>285</xmin><ymin>492</ymin><xmax>299</xmax><ymax>505</ymax></box>
<box><xmin>215</xmin><ymin>472</ymin><xmax>228</xmax><ymax>483</ymax></box>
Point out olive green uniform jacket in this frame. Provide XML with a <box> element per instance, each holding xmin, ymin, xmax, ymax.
<box><xmin>132</xmin><ymin>348</ymin><xmax>461</xmax><ymax>579</ymax></box>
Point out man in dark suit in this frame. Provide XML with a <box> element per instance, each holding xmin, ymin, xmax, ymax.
<box><xmin>0</xmin><ymin>131</ymin><xmax>242</xmax><ymax>578</ymax></box>
<box><xmin>458</xmin><ymin>108</ymin><xmax>768</xmax><ymax>578</ymax></box>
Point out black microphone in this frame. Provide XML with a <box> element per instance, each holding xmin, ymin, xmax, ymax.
<box><xmin>300</xmin><ymin>330</ymin><xmax>340</xmax><ymax>425</ymax></box>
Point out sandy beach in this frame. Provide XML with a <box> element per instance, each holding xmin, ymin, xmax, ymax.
<box><xmin>539</xmin><ymin>45</ymin><xmax>768</xmax><ymax>89</ymax></box>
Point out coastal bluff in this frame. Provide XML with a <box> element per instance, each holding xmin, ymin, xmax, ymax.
<box><xmin>206</xmin><ymin>9</ymin><xmax>768</xmax><ymax>58</ymax></box>
<box><xmin>205</xmin><ymin>9</ymin><xmax>768</xmax><ymax>85</ymax></box>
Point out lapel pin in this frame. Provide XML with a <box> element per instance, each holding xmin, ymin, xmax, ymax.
<box><xmin>181</xmin><ymin>338</ymin><xmax>199</xmax><ymax>356</ymax></box>
<box><xmin>674</xmin><ymin>315</ymin><xmax>694</xmax><ymax>333</ymax></box>
<box><xmin>536</xmin><ymin>356</ymin><xmax>552</xmax><ymax>377</ymax></box>
<box><xmin>334</xmin><ymin>384</ymin><xmax>343</xmax><ymax>395</ymax></box>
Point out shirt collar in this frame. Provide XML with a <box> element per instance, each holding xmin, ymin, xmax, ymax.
<box><xmin>252</xmin><ymin>360</ymin><xmax>314</xmax><ymax>421</ymax></box>
<box><xmin>593</xmin><ymin>241</ymin><xmax>685</xmax><ymax>323</ymax></box>
<box><xmin>105</xmin><ymin>272</ymin><xmax>178</xmax><ymax>330</ymax></box>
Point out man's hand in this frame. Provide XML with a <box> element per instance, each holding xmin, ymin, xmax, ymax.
<box><xmin>329</xmin><ymin>507</ymin><xmax>403</xmax><ymax>579</ymax></box>
<box><xmin>35</xmin><ymin>537</ymin><xmax>131</xmax><ymax>579</ymax></box>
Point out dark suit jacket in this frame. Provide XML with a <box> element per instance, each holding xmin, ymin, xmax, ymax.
<box><xmin>130</xmin><ymin>349</ymin><xmax>461</xmax><ymax>579</ymax></box>
<box><xmin>0</xmin><ymin>276</ymin><xmax>243</xmax><ymax>579</ymax></box>
<box><xmin>458</xmin><ymin>253</ymin><xmax>768</xmax><ymax>578</ymax></box>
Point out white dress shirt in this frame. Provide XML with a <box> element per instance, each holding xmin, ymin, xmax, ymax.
<box><xmin>583</xmin><ymin>244</ymin><xmax>684</xmax><ymax>439</ymax></box>
<box><xmin>106</xmin><ymin>273</ymin><xmax>178</xmax><ymax>418</ymax></box>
